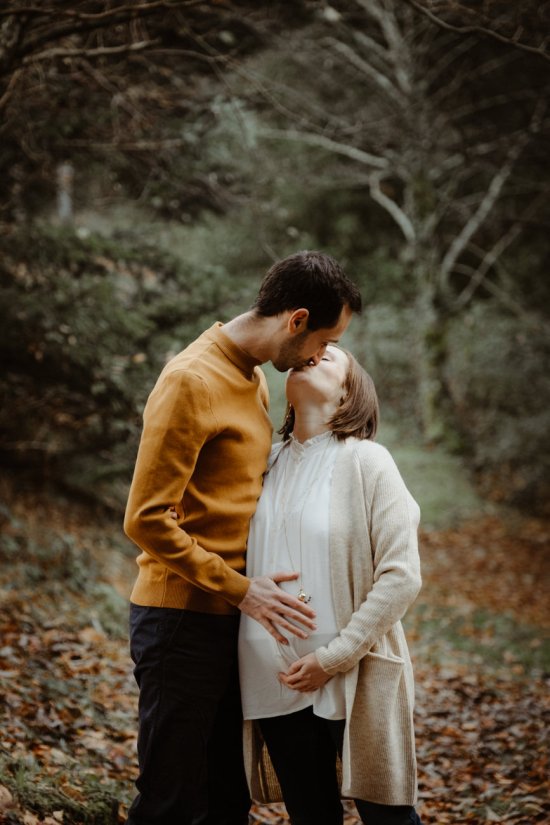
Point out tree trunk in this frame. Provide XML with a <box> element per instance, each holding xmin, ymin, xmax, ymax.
<box><xmin>413</xmin><ymin>286</ymin><xmax>450</xmax><ymax>445</ymax></box>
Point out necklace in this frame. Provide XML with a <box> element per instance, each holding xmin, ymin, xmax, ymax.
<box><xmin>276</xmin><ymin>432</ymin><xmax>333</xmax><ymax>603</ymax></box>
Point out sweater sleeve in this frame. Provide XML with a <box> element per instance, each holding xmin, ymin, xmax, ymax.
<box><xmin>123</xmin><ymin>368</ymin><xmax>250</xmax><ymax>606</ymax></box>
<box><xmin>315</xmin><ymin>446</ymin><xmax>421</xmax><ymax>675</ymax></box>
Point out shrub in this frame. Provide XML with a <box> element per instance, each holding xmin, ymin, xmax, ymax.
<box><xmin>349</xmin><ymin>302</ymin><xmax>420</xmax><ymax>432</ymax></box>
<box><xmin>0</xmin><ymin>225</ymin><xmax>236</xmax><ymax>508</ymax></box>
<box><xmin>445</xmin><ymin>303</ymin><xmax>550</xmax><ymax>513</ymax></box>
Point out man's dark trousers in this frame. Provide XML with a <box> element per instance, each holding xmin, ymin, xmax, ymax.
<box><xmin>127</xmin><ymin>605</ymin><xmax>250</xmax><ymax>825</ymax></box>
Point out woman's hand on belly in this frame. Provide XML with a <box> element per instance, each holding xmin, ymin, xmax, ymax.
<box><xmin>278</xmin><ymin>652</ymin><xmax>332</xmax><ymax>693</ymax></box>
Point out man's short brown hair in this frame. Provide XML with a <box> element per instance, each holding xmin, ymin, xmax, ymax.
<box><xmin>252</xmin><ymin>251</ymin><xmax>362</xmax><ymax>330</ymax></box>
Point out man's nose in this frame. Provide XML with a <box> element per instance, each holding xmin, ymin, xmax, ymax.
<box><xmin>308</xmin><ymin>349</ymin><xmax>324</xmax><ymax>366</ymax></box>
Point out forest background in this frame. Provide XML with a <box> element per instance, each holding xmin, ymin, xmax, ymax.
<box><xmin>0</xmin><ymin>2</ymin><xmax>549</xmax><ymax>824</ymax></box>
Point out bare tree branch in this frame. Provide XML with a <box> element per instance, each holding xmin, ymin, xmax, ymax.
<box><xmin>402</xmin><ymin>0</ymin><xmax>550</xmax><ymax>62</ymax></box>
<box><xmin>440</xmin><ymin>98</ymin><xmax>547</xmax><ymax>287</ymax></box>
<box><xmin>439</xmin><ymin>140</ymin><xmax>527</xmax><ymax>287</ymax></box>
<box><xmin>368</xmin><ymin>172</ymin><xmax>416</xmax><ymax>243</ymax></box>
<box><xmin>452</xmin><ymin>190</ymin><xmax>549</xmax><ymax>310</ymax></box>
<box><xmin>325</xmin><ymin>36</ymin><xmax>406</xmax><ymax>103</ymax></box>
<box><xmin>352</xmin><ymin>29</ymin><xmax>391</xmax><ymax>65</ymax></box>
<box><xmin>0</xmin><ymin>64</ymin><xmax>21</xmax><ymax>110</ymax></box>
<box><xmin>58</xmin><ymin>138</ymin><xmax>188</xmax><ymax>151</ymax></box>
<box><xmin>423</xmin><ymin>35</ymin><xmax>476</xmax><ymax>86</ymax></box>
<box><xmin>353</xmin><ymin>0</ymin><xmax>414</xmax><ymax>94</ymax></box>
<box><xmin>452</xmin><ymin>263</ymin><xmax>543</xmax><ymax>326</ymax></box>
<box><xmin>454</xmin><ymin>227</ymin><xmax>523</xmax><ymax>309</ymax></box>
<box><xmin>0</xmin><ymin>2</ymin><xmax>194</xmax><ymax>20</ymax></box>
<box><xmin>22</xmin><ymin>38</ymin><xmax>160</xmax><ymax>64</ymax></box>
<box><xmin>450</xmin><ymin>89</ymin><xmax>538</xmax><ymax>122</ymax></box>
<box><xmin>0</xmin><ymin>1</ymin><xmax>248</xmax><ymax>77</ymax></box>
<box><xmin>258</xmin><ymin>127</ymin><xmax>389</xmax><ymax>170</ymax></box>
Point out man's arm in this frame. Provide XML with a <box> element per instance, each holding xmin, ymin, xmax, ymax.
<box><xmin>158</xmin><ymin>511</ymin><xmax>317</xmax><ymax>643</ymax></box>
<box><xmin>124</xmin><ymin>368</ymin><xmax>252</xmax><ymax>602</ymax></box>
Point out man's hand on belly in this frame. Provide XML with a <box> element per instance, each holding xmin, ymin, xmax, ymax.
<box><xmin>238</xmin><ymin>573</ymin><xmax>317</xmax><ymax>645</ymax></box>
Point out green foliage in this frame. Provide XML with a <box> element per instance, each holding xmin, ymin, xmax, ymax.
<box><xmin>409</xmin><ymin>603</ymin><xmax>550</xmax><ymax>675</ymax></box>
<box><xmin>0</xmin><ymin>499</ymin><xmax>127</xmax><ymax>637</ymax></box>
<box><xmin>90</xmin><ymin>583</ymin><xmax>129</xmax><ymax>639</ymax></box>
<box><xmin>379</xmin><ymin>422</ymin><xmax>486</xmax><ymax>529</ymax></box>
<box><xmin>0</xmin><ymin>502</ymin><xmax>92</xmax><ymax>592</ymax></box>
<box><xmin>298</xmin><ymin>195</ymin><xmax>414</xmax><ymax>305</ymax></box>
<box><xmin>348</xmin><ymin>303</ymin><xmax>420</xmax><ymax>427</ymax></box>
<box><xmin>0</xmin><ymin>225</ymin><xmax>240</xmax><ymax>507</ymax></box>
<box><xmin>0</xmin><ymin>754</ymin><xmax>119</xmax><ymax>824</ymax></box>
<box><xmin>348</xmin><ymin>300</ymin><xmax>550</xmax><ymax>515</ymax></box>
<box><xmin>0</xmin><ymin>0</ymin><xmax>313</xmax><ymax>223</ymax></box>
<box><xmin>445</xmin><ymin>303</ymin><xmax>550</xmax><ymax>512</ymax></box>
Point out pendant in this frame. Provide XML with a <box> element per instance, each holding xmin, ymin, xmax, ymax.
<box><xmin>298</xmin><ymin>588</ymin><xmax>311</xmax><ymax>604</ymax></box>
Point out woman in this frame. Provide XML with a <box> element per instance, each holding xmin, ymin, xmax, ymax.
<box><xmin>238</xmin><ymin>345</ymin><xmax>423</xmax><ymax>825</ymax></box>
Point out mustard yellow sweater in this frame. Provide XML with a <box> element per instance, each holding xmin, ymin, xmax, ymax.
<box><xmin>124</xmin><ymin>323</ymin><xmax>272</xmax><ymax>614</ymax></box>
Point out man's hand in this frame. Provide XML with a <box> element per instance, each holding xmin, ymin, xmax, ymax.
<box><xmin>278</xmin><ymin>652</ymin><xmax>331</xmax><ymax>692</ymax></box>
<box><xmin>238</xmin><ymin>573</ymin><xmax>317</xmax><ymax>644</ymax></box>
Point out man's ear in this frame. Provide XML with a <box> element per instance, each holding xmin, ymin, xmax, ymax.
<box><xmin>287</xmin><ymin>308</ymin><xmax>310</xmax><ymax>335</ymax></box>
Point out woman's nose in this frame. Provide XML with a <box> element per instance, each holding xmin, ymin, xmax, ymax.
<box><xmin>310</xmin><ymin>344</ymin><xmax>328</xmax><ymax>365</ymax></box>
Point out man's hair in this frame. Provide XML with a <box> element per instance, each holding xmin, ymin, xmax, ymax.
<box><xmin>252</xmin><ymin>250</ymin><xmax>362</xmax><ymax>330</ymax></box>
<box><xmin>279</xmin><ymin>348</ymin><xmax>379</xmax><ymax>442</ymax></box>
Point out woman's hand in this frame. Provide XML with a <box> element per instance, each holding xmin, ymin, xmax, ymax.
<box><xmin>278</xmin><ymin>652</ymin><xmax>332</xmax><ymax>693</ymax></box>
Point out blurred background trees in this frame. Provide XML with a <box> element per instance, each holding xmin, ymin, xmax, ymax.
<box><xmin>1</xmin><ymin>0</ymin><xmax>549</xmax><ymax>513</ymax></box>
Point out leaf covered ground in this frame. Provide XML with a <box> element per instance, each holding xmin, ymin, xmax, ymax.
<box><xmin>0</xmin><ymin>493</ymin><xmax>548</xmax><ymax>825</ymax></box>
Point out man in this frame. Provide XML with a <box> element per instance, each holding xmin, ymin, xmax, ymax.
<box><xmin>124</xmin><ymin>250</ymin><xmax>362</xmax><ymax>825</ymax></box>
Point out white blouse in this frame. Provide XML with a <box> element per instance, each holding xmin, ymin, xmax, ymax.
<box><xmin>239</xmin><ymin>430</ymin><xmax>346</xmax><ymax>721</ymax></box>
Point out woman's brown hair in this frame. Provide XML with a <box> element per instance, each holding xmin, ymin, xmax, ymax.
<box><xmin>278</xmin><ymin>348</ymin><xmax>379</xmax><ymax>442</ymax></box>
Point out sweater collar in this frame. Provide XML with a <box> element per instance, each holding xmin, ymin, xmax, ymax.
<box><xmin>209</xmin><ymin>322</ymin><xmax>262</xmax><ymax>377</ymax></box>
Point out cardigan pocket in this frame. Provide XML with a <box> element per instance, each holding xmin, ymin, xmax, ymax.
<box><xmin>355</xmin><ymin>649</ymin><xmax>405</xmax><ymax>720</ymax></box>
<box><xmin>347</xmin><ymin>649</ymin><xmax>416</xmax><ymax>801</ymax></box>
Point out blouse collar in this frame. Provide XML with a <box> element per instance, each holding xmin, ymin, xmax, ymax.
<box><xmin>288</xmin><ymin>429</ymin><xmax>333</xmax><ymax>456</ymax></box>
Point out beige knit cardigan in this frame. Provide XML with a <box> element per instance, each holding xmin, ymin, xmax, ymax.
<box><xmin>243</xmin><ymin>437</ymin><xmax>422</xmax><ymax>807</ymax></box>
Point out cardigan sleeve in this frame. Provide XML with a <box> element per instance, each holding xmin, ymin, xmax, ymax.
<box><xmin>123</xmin><ymin>367</ymin><xmax>250</xmax><ymax>605</ymax></box>
<box><xmin>315</xmin><ymin>445</ymin><xmax>421</xmax><ymax>675</ymax></box>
